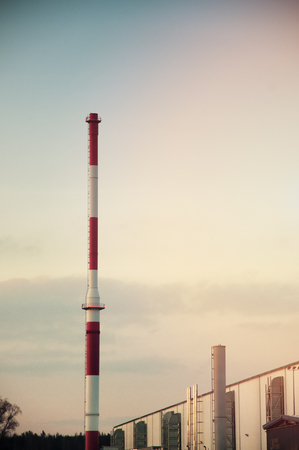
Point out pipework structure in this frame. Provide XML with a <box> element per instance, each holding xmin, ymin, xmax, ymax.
<box><xmin>213</xmin><ymin>345</ymin><xmax>226</xmax><ymax>450</ymax></box>
<box><xmin>82</xmin><ymin>113</ymin><xmax>105</xmax><ymax>450</ymax></box>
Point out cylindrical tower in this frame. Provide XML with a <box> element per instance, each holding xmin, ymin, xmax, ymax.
<box><xmin>82</xmin><ymin>113</ymin><xmax>105</xmax><ymax>450</ymax></box>
<box><xmin>213</xmin><ymin>345</ymin><xmax>226</xmax><ymax>450</ymax></box>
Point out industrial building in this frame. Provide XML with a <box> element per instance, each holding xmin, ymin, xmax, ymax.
<box><xmin>112</xmin><ymin>346</ymin><xmax>299</xmax><ymax>450</ymax></box>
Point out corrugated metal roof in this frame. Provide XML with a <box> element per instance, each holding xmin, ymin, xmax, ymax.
<box><xmin>263</xmin><ymin>415</ymin><xmax>299</xmax><ymax>430</ymax></box>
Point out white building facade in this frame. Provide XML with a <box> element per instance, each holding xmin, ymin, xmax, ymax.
<box><xmin>113</xmin><ymin>359</ymin><xmax>299</xmax><ymax>450</ymax></box>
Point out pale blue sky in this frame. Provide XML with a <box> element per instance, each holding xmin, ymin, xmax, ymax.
<box><xmin>1</xmin><ymin>0</ymin><xmax>299</xmax><ymax>435</ymax></box>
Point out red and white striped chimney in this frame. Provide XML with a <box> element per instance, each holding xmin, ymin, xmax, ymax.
<box><xmin>83</xmin><ymin>113</ymin><xmax>105</xmax><ymax>450</ymax></box>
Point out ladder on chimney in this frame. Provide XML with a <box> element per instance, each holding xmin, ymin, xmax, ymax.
<box><xmin>211</xmin><ymin>347</ymin><xmax>215</xmax><ymax>450</ymax></box>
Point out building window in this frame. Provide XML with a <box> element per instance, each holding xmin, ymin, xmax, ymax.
<box><xmin>113</xmin><ymin>429</ymin><xmax>125</xmax><ymax>450</ymax></box>
<box><xmin>134</xmin><ymin>421</ymin><xmax>147</xmax><ymax>449</ymax></box>
<box><xmin>266</xmin><ymin>376</ymin><xmax>284</xmax><ymax>422</ymax></box>
<box><xmin>162</xmin><ymin>412</ymin><xmax>181</xmax><ymax>450</ymax></box>
<box><xmin>226</xmin><ymin>391</ymin><xmax>236</xmax><ymax>450</ymax></box>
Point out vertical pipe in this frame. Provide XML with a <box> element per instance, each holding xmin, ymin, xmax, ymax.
<box><xmin>84</xmin><ymin>113</ymin><xmax>104</xmax><ymax>450</ymax></box>
<box><xmin>187</xmin><ymin>387</ymin><xmax>191</xmax><ymax>450</ymax></box>
<box><xmin>193</xmin><ymin>385</ymin><xmax>197</xmax><ymax>450</ymax></box>
<box><xmin>213</xmin><ymin>345</ymin><xmax>226</xmax><ymax>450</ymax></box>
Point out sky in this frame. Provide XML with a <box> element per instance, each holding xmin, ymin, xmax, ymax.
<box><xmin>1</xmin><ymin>0</ymin><xmax>299</xmax><ymax>436</ymax></box>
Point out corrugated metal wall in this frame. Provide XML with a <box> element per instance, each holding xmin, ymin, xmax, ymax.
<box><xmin>113</xmin><ymin>362</ymin><xmax>299</xmax><ymax>450</ymax></box>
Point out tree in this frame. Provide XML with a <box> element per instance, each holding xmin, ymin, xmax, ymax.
<box><xmin>0</xmin><ymin>397</ymin><xmax>21</xmax><ymax>438</ymax></box>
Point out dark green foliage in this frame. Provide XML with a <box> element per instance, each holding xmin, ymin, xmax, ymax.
<box><xmin>2</xmin><ymin>431</ymin><xmax>111</xmax><ymax>450</ymax></box>
<box><xmin>99</xmin><ymin>432</ymin><xmax>111</xmax><ymax>447</ymax></box>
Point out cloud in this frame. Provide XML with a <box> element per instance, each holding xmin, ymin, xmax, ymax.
<box><xmin>1</xmin><ymin>275</ymin><xmax>299</xmax><ymax>340</ymax></box>
<box><xmin>102</xmin><ymin>356</ymin><xmax>181</xmax><ymax>375</ymax></box>
<box><xmin>183</xmin><ymin>282</ymin><xmax>299</xmax><ymax>316</ymax></box>
<box><xmin>101</xmin><ymin>279</ymin><xmax>299</xmax><ymax>323</ymax></box>
<box><xmin>1</xmin><ymin>275</ymin><xmax>299</xmax><ymax>380</ymax></box>
<box><xmin>0</xmin><ymin>237</ymin><xmax>41</xmax><ymax>257</ymax></box>
<box><xmin>0</xmin><ymin>277</ymin><xmax>299</xmax><ymax>382</ymax></box>
<box><xmin>2</xmin><ymin>275</ymin><xmax>299</xmax><ymax>434</ymax></box>
<box><xmin>0</xmin><ymin>276</ymin><xmax>86</xmax><ymax>375</ymax></box>
<box><xmin>100</xmin><ymin>280</ymin><xmax>185</xmax><ymax>323</ymax></box>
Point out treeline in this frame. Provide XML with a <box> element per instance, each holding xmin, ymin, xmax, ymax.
<box><xmin>1</xmin><ymin>431</ymin><xmax>111</xmax><ymax>450</ymax></box>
